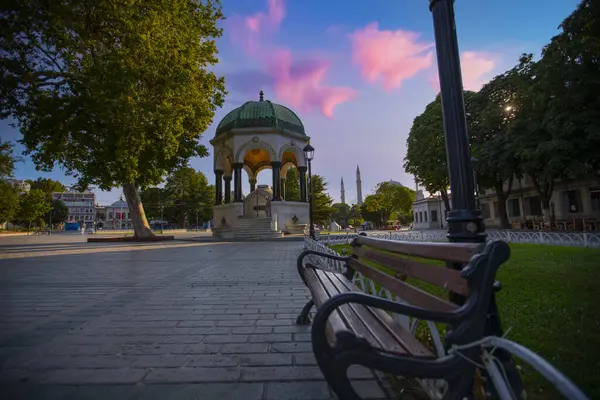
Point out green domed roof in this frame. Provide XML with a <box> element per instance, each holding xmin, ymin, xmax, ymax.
<box><xmin>215</xmin><ymin>91</ymin><xmax>305</xmax><ymax>137</ymax></box>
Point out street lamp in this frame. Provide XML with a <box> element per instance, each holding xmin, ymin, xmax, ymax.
<box><xmin>471</xmin><ymin>156</ymin><xmax>481</xmax><ymax>210</ymax></box>
<box><xmin>303</xmin><ymin>144</ymin><xmax>315</xmax><ymax>239</ymax></box>
<box><xmin>429</xmin><ymin>0</ymin><xmax>523</xmax><ymax>396</ymax></box>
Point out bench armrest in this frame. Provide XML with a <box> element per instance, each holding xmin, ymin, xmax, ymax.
<box><xmin>314</xmin><ymin>292</ymin><xmax>469</xmax><ymax>329</ymax></box>
<box><xmin>296</xmin><ymin>250</ymin><xmax>351</xmax><ymax>285</ymax></box>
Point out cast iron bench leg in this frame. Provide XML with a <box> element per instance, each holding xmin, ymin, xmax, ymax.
<box><xmin>296</xmin><ymin>299</ymin><xmax>314</xmax><ymax>325</ymax></box>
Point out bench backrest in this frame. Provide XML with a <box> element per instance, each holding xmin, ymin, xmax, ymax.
<box><xmin>349</xmin><ymin>236</ymin><xmax>499</xmax><ymax>311</ymax></box>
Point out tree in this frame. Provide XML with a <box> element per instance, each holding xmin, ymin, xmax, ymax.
<box><xmin>470</xmin><ymin>72</ymin><xmax>523</xmax><ymax>228</ymax></box>
<box><xmin>362</xmin><ymin>194</ymin><xmax>386</xmax><ymax>228</ymax></box>
<box><xmin>404</xmin><ymin>93</ymin><xmax>478</xmax><ymax>211</ymax></box>
<box><xmin>536</xmin><ymin>0</ymin><xmax>600</xmax><ymax>175</ymax></box>
<box><xmin>507</xmin><ymin>55</ymin><xmax>572</xmax><ymax>222</ymax></box>
<box><xmin>164</xmin><ymin>167</ymin><xmax>213</xmax><ymax>228</ymax></box>
<box><xmin>348</xmin><ymin>204</ymin><xmax>364</xmax><ymax>228</ymax></box>
<box><xmin>310</xmin><ymin>175</ymin><xmax>334</xmax><ymax>225</ymax></box>
<box><xmin>331</xmin><ymin>203</ymin><xmax>350</xmax><ymax>227</ymax></box>
<box><xmin>0</xmin><ymin>139</ymin><xmax>16</xmax><ymax>179</ymax></box>
<box><xmin>375</xmin><ymin>182</ymin><xmax>415</xmax><ymax>216</ymax></box>
<box><xmin>27</xmin><ymin>178</ymin><xmax>66</xmax><ymax>196</ymax></box>
<box><xmin>46</xmin><ymin>199</ymin><xmax>68</xmax><ymax>225</ymax></box>
<box><xmin>14</xmin><ymin>189</ymin><xmax>52</xmax><ymax>229</ymax></box>
<box><xmin>1</xmin><ymin>0</ymin><xmax>226</xmax><ymax>238</ymax></box>
<box><xmin>284</xmin><ymin>167</ymin><xmax>301</xmax><ymax>201</ymax></box>
<box><xmin>139</xmin><ymin>187</ymin><xmax>167</xmax><ymax>222</ymax></box>
<box><xmin>0</xmin><ymin>181</ymin><xmax>20</xmax><ymax>225</ymax></box>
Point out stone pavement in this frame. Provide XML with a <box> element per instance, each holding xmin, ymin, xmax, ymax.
<box><xmin>0</xmin><ymin>236</ymin><xmax>389</xmax><ymax>399</ymax></box>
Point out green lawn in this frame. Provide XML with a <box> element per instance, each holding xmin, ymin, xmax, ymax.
<box><xmin>329</xmin><ymin>243</ymin><xmax>600</xmax><ymax>400</ymax></box>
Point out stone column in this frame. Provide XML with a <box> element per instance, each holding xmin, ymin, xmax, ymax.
<box><xmin>280</xmin><ymin>177</ymin><xmax>286</xmax><ymax>201</ymax></box>
<box><xmin>271</xmin><ymin>161</ymin><xmax>281</xmax><ymax>201</ymax></box>
<box><xmin>233</xmin><ymin>163</ymin><xmax>243</xmax><ymax>202</ymax></box>
<box><xmin>298</xmin><ymin>166</ymin><xmax>307</xmax><ymax>202</ymax></box>
<box><xmin>214</xmin><ymin>170</ymin><xmax>223</xmax><ymax>205</ymax></box>
<box><xmin>249</xmin><ymin>178</ymin><xmax>257</xmax><ymax>193</ymax></box>
<box><xmin>223</xmin><ymin>176</ymin><xmax>232</xmax><ymax>204</ymax></box>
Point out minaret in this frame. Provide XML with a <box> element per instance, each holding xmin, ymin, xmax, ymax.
<box><xmin>341</xmin><ymin>178</ymin><xmax>346</xmax><ymax>204</ymax></box>
<box><xmin>356</xmin><ymin>165</ymin><xmax>363</xmax><ymax>205</ymax></box>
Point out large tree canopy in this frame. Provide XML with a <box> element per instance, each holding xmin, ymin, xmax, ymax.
<box><xmin>0</xmin><ymin>139</ymin><xmax>16</xmax><ymax>179</ymax></box>
<box><xmin>310</xmin><ymin>175</ymin><xmax>334</xmax><ymax>225</ymax></box>
<box><xmin>403</xmin><ymin>92</ymin><xmax>476</xmax><ymax>211</ymax></box>
<box><xmin>163</xmin><ymin>167</ymin><xmax>214</xmax><ymax>228</ymax></box>
<box><xmin>27</xmin><ymin>178</ymin><xmax>66</xmax><ymax>196</ymax></box>
<box><xmin>361</xmin><ymin>182</ymin><xmax>415</xmax><ymax>227</ymax></box>
<box><xmin>1</xmin><ymin>0</ymin><xmax>226</xmax><ymax>237</ymax></box>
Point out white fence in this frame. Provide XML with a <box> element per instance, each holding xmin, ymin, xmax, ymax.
<box><xmin>315</xmin><ymin>229</ymin><xmax>600</xmax><ymax>248</ymax></box>
<box><xmin>94</xmin><ymin>229</ymin><xmax>208</xmax><ymax>235</ymax></box>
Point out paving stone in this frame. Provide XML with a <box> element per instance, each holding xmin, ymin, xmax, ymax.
<box><xmin>0</xmin><ymin>239</ymin><xmax>393</xmax><ymax>398</ymax></box>
<box><xmin>271</xmin><ymin>342</ymin><xmax>313</xmax><ymax>353</ymax></box>
<box><xmin>294</xmin><ymin>353</ymin><xmax>317</xmax><ymax>365</ymax></box>
<box><xmin>65</xmin><ymin>385</ymin><xmax>138</xmax><ymax>400</ymax></box>
<box><xmin>293</xmin><ymin>333</ymin><xmax>312</xmax><ymax>342</ymax></box>
<box><xmin>169</xmin><ymin>343</ymin><xmax>222</xmax><ymax>354</ymax></box>
<box><xmin>265</xmin><ymin>381</ymin><xmax>332</xmax><ymax>399</ymax></box>
<box><xmin>353</xmin><ymin>380</ymin><xmax>388</xmax><ymax>399</ymax></box>
<box><xmin>133</xmin><ymin>354</ymin><xmax>190</xmax><ymax>368</ymax></box>
<box><xmin>241</xmin><ymin>366</ymin><xmax>324</xmax><ymax>381</ymax></box>
<box><xmin>44</xmin><ymin>368</ymin><xmax>147</xmax><ymax>384</ymax></box>
<box><xmin>273</xmin><ymin>325</ymin><xmax>311</xmax><ymax>334</ymax></box>
<box><xmin>135</xmin><ymin>383</ymin><xmax>265</xmax><ymax>400</ymax></box>
<box><xmin>203</xmin><ymin>335</ymin><xmax>248</xmax><ymax>344</ymax></box>
<box><xmin>220</xmin><ymin>343</ymin><xmax>269</xmax><ymax>354</ymax></box>
<box><xmin>186</xmin><ymin>354</ymin><xmax>240</xmax><ymax>367</ymax></box>
<box><xmin>248</xmin><ymin>333</ymin><xmax>291</xmax><ymax>342</ymax></box>
<box><xmin>144</xmin><ymin>367</ymin><xmax>241</xmax><ymax>383</ymax></box>
<box><xmin>241</xmin><ymin>353</ymin><xmax>293</xmax><ymax>366</ymax></box>
<box><xmin>231</xmin><ymin>326</ymin><xmax>272</xmax><ymax>334</ymax></box>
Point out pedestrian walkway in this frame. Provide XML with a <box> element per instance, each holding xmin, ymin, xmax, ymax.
<box><xmin>0</xmin><ymin>238</ymin><xmax>388</xmax><ymax>399</ymax></box>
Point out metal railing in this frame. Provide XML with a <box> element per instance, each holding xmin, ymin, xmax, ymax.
<box><xmin>314</xmin><ymin>229</ymin><xmax>600</xmax><ymax>248</ymax></box>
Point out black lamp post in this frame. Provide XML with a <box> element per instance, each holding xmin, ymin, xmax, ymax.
<box><xmin>303</xmin><ymin>144</ymin><xmax>315</xmax><ymax>239</ymax></box>
<box><xmin>471</xmin><ymin>156</ymin><xmax>480</xmax><ymax>210</ymax></box>
<box><xmin>429</xmin><ymin>1</ymin><xmax>524</xmax><ymax>397</ymax></box>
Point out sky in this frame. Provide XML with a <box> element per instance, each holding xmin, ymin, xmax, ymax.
<box><xmin>2</xmin><ymin>0</ymin><xmax>580</xmax><ymax>205</ymax></box>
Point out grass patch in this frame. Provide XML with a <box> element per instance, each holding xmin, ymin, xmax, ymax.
<box><xmin>329</xmin><ymin>243</ymin><xmax>600</xmax><ymax>400</ymax></box>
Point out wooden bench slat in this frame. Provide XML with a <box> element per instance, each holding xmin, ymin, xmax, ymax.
<box><xmin>348</xmin><ymin>258</ymin><xmax>458</xmax><ymax>312</ymax></box>
<box><xmin>316</xmin><ymin>270</ymin><xmax>409</xmax><ymax>354</ymax></box>
<box><xmin>330</xmin><ymin>273</ymin><xmax>433</xmax><ymax>358</ymax></box>
<box><xmin>353</xmin><ymin>246</ymin><xmax>469</xmax><ymax>296</ymax></box>
<box><xmin>304</xmin><ymin>268</ymin><xmax>347</xmax><ymax>345</ymax></box>
<box><xmin>352</xmin><ymin>236</ymin><xmax>483</xmax><ymax>263</ymax></box>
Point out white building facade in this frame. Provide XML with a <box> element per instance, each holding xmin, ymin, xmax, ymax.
<box><xmin>52</xmin><ymin>190</ymin><xmax>96</xmax><ymax>224</ymax></box>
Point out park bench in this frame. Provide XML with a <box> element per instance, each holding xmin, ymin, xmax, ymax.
<box><xmin>296</xmin><ymin>235</ymin><xmax>511</xmax><ymax>400</ymax></box>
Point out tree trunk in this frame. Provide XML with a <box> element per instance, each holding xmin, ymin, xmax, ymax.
<box><xmin>440</xmin><ymin>189</ymin><xmax>451</xmax><ymax>214</ymax></box>
<box><xmin>494</xmin><ymin>184</ymin><xmax>511</xmax><ymax>229</ymax></box>
<box><xmin>530</xmin><ymin>174</ymin><xmax>555</xmax><ymax>225</ymax></box>
<box><xmin>123</xmin><ymin>182</ymin><xmax>155</xmax><ymax>238</ymax></box>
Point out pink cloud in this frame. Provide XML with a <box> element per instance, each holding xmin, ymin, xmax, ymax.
<box><xmin>268</xmin><ymin>50</ymin><xmax>357</xmax><ymax>117</ymax></box>
<box><xmin>429</xmin><ymin>51</ymin><xmax>496</xmax><ymax>92</ymax></box>
<box><xmin>230</xmin><ymin>0</ymin><xmax>284</xmax><ymax>54</ymax></box>
<box><xmin>349</xmin><ymin>22</ymin><xmax>434</xmax><ymax>91</ymax></box>
<box><xmin>228</xmin><ymin>0</ymin><xmax>355</xmax><ymax>118</ymax></box>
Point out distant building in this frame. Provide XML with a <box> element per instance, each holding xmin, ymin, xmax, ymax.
<box><xmin>52</xmin><ymin>189</ymin><xmax>96</xmax><ymax>224</ymax></box>
<box><xmin>411</xmin><ymin>176</ymin><xmax>600</xmax><ymax>230</ymax></box>
<box><xmin>412</xmin><ymin>190</ymin><xmax>450</xmax><ymax>229</ymax></box>
<box><xmin>95</xmin><ymin>206</ymin><xmax>106</xmax><ymax>229</ymax></box>
<box><xmin>103</xmin><ymin>199</ymin><xmax>132</xmax><ymax>230</ymax></box>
